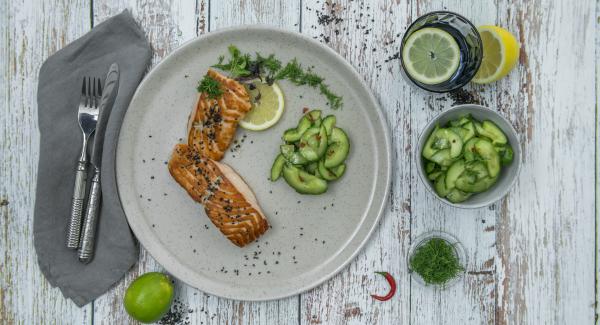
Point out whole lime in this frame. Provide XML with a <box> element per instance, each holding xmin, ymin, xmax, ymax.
<box><xmin>123</xmin><ymin>272</ymin><xmax>174</xmax><ymax>323</ymax></box>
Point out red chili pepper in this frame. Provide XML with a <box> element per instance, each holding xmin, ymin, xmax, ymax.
<box><xmin>371</xmin><ymin>271</ymin><xmax>396</xmax><ymax>301</ymax></box>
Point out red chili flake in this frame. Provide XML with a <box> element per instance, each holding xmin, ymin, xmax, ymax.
<box><xmin>371</xmin><ymin>271</ymin><xmax>396</xmax><ymax>301</ymax></box>
<box><xmin>302</xmin><ymin>107</ymin><xmax>309</xmax><ymax>114</ymax></box>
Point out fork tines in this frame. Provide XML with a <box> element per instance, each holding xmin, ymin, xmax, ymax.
<box><xmin>81</xmin><ymin>76</ymin><xmax>103</xmax><ymax>108</ymax></box>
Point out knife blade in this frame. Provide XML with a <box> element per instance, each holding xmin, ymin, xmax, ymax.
<box><xmin>90</xmin><ymin>63</ymin><xmax>120</xmax><ymax>167</ymax></box>
<box><xmin>78</xmin><ymin>63</ymin><xmax>119</xmax><ymax>263</ymax></box>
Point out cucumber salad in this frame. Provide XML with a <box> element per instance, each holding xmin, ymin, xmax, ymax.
<box><xmin>422</xmin><ymin>115</ymin><xmax>513</xmax><ymax>203</ymax></box>
<box><xmin>271</xmin><ymin>109</ymin><xmax>350</xmax><ymax>194</ymax></box>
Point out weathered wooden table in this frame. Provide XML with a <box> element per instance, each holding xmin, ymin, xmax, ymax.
<box><xmin>1</xmin><ymin>0</ymin><xmax>597</xmax><ymax>324</ymax></box>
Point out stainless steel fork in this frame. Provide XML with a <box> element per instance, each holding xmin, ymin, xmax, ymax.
<box><xmin>66</xmin><ymin>77</ymin><xmax>102</xmax><ymax>249</ymax></box>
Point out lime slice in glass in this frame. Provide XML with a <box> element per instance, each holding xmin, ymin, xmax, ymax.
<box><xmin>402</xmin><ymin>27</ymin><xmax>461</xmax><ymax>85</ymax></box>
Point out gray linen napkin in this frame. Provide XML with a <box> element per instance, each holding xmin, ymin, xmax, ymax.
<box><xmin>34</xmin><ymin>10</ymin><xmax>151</xmax><ymax>306</ymax></box>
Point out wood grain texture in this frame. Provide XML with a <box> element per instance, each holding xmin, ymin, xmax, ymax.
<box><xmin>595</xmin><ymin>1</ymin><xmax>600</xmax><ymax>318</ymax></box>
<box><xmin>0</xmin><ymin>0</ymin><xmax>597</xmax><ymax>324</ymax></box>
<box><xmin>0</xmin><ymin>0</ymin><xmax>93</xmax><ymax>324</ymax></box>
<box><xmin>493</xmin><ymin>0</ymin><xmax>596</xmax><ymax>323</ymax></box>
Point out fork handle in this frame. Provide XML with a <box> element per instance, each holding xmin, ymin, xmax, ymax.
<box><xmin>66</xmin><ymin>160</ymin><xmax>87</xmax><ymax>249</ymax></box>
<box><xmin>79</xmin><ymin>168</ymin><xmax>101</xmax><ymax>263</ymax></box>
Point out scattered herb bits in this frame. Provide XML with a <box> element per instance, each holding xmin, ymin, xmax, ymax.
<box><xmin>271</xmin><ymin>109</ymin><xmax>350</xmax><ymax>194</ymax></box>
<box><xmin>409</xmin><ymin>237</ymin><xmax>464</xmax><ymax>286</ymax></box>
<box><xmin>422</xmin><ymin>115</ymin><xmax>513</xmax><ymax>203</ymax></box>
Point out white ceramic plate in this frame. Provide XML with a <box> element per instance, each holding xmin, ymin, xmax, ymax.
<box><xmin>116</xmin><ymin>26</ymin><xmax>391</xmax><ymax>300</ymax></box>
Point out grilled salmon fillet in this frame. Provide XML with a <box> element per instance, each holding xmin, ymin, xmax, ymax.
<box><xmin>168</xmin><ymin>143</ymin><xmax>269</xmax><ymax>247</ymax></box>
<box><xmin>187</xmin><ymin>69</ymin><xmax>252</xmax><ymax>161</ymax></box>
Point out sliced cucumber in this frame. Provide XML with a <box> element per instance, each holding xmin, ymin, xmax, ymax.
<box><xmin>271</xmin><ymin>154</ymin><xmax>286</xmax><ymax>181</ymax></box>
<box><xmin>423</xmin><ymin>128</ymin><xmax>462</xmax><ymax>159</ymax></box>
<box><xmin>434</xmin><ymin>174</ymin><xmax>450</xmax><ymax>197</ymax></box>
<box><xmin>495</xmin><ymin>144</ymin><xmax>514</xmax><ymax>166</ymax></box>
<box><xmin>449</xmin><ymin>115</ymin><xmax>471</xmax><ymax>127</ymax></box>
<box><xmin>450</xmin><ymin>120</ymin><xmax>475</xmax><ymax>142</ymax></box>
<box><xmin>307</xmin><ymin>110</ymin><xmax>322</xmax><ymax>124</ymax></box>
<box><xmin>474</xmin><ymin>121</ymin><xmax>485</xmax><ymax>135</ymax></box>
<box><xmin>463</xmin><ymin>137</ymin><xmax>479</xmax><ymax>161</ymax></box>
<box><xmin>465</xmin><ymin>161</ymin><xmax>489</xmax><ymax>179</ymax></box>
<box><xmin>299</xmin><ymin>126</ymin><xmax>328</xmax><ymax>162</ymax></box>
<box><xmin>281</xmin><ymin>144</ymin><xmax>308</xmax><ymax>165</ymax></box>
<box><xmin>437</xmin><ymin>128</ymin><xmax>463</xmax><ymax>158</ymax></box>
<box><xmin>305</xmin><ymin>162</ymin><xmax>318</xmax><ymax>175</ymax></box>
<box><xmin>318</xmin><ymin>160</ymin><xmax>346</xmax><ymax>181</ymax></box>
<box><xmin>425</xmin><ymin>162</ymin><xmax>437</xmax><ymax>173</ymax></box>
<box><xmin>324</xmin><ymin>127</ymin><xmax>350</xmax><ymax>168</ymax></box>
<box><xmin>428</xmin><ymin>171</ymin><xmax>443</xmax><ymax>181</ymax></box>
<box><xmin>322</xmin><ymin>115</ymin><xmax>336</xmax><ymax>137</ymax></box>
<box><xmin>456</xmin><ymin>175</ymin><xmax>498</xmax><ymax>193</ymax></box>
<box><xmin>475</xmin><ymin>120</ymin><xmax>507</xmax><ymax>145</ymax></box>
<box><xmin>282</xmin><ymin>164</ymin><xmax>328</xmax><ymax>195</ymax></box>
<box><xmin>462</xmin><ymin>122</ymin><xmax>476</xmax><ymax>142</ymax></box>
<box><xmin>429</xmin><ymin>149</ymin><xmax>453</xmax><ymax>167</ymax></box>
<box><xmin>445</xmin><ymin>159</ymin><xmax>466</xmax><ymax>190</ymax></box>
<box><xmin>432</xmin><ymin>137</ymin><xmax>450</xmax><ymax>150</ymax></box>
<box><xmin>474</xmin><ymin>139</ymin><xmax>501</xmax><ymax>177</ymax></box>
<box><xmin>446</xmin><ymin>189</ymin><xmax>472</xmax><ymax>203</ymax></box>
<box><xmin>422</xmin><ymin>126</ymin><xmax>440</xmax><ymax>159</ymax></box>
<box><xmin>482</xmin><ymin>121</ymin><xmax>507</xmax><ymax>145</ymax></box>
<box><xmin>282</xmin><ymin>117</ymin><xmax>311</xmax><ymax>142</ymax></box>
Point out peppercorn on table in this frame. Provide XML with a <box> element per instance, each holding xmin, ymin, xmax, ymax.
<box><xmin>1</xmin><ymin>0</ymin><xmax>597</xmax><ymax>324</ymax></box>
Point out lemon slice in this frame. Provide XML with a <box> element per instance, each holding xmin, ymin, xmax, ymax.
<box><xmin>402</xmin><ymin>27</ymin><xmax>461</xmax><ymax>85</ymax></box>
<box><xmin>472</xmin><ymin>26</ymin><xmax>520</xmax><ymax>84</ymax></box>
<box><xmin>240</xmin><ymin>80</ymin><xmax>285</xmax><ymax>131</ymax></box>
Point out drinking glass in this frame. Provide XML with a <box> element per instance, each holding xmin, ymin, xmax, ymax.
<box><xmin>400</xmin><ymin>11</ymin><xmax>483</xmax><ymax>93</ymax></box>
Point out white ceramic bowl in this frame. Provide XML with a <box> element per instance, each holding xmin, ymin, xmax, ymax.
<box><xmin>416</xmin><ymin>104</ymin><xmax>521</xmax><ymax>208</ymax></box>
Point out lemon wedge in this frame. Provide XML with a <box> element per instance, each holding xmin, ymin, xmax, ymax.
<box><xmin>240</xmin><ymin>80</ymin><xmax>285</xmax><ymax>131</ymax></box>
<box><xmin>472</xmin><ymin>26</ymin><xmax>520</xmax><ymax>84</ymax></box>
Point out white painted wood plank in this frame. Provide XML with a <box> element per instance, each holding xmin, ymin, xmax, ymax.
<box><xmin>595</xmin><ymin>1</ymin><xmax>600</xmax><ymax>318</ymax></box>
<box><xmin>91</xmin><ymin>1</ymin><xmax>203</xmax><ymax>324</ymax></box>
<box><xmin>0</xmin><ymin>0</ymin><xmax>93</xmax><ymax>323</ymax></box>
<box><xmin>210</xmin><ymin>0</ymin><xmax>300</xmax><ymax>31</ymax></box>
<box><xmin>494</xmin><ymin>0</ymin><xmax>596</xmax><ymax>323</ymax></box>
<box><xmin>300</xmin><ymin>1</ymin><xmax>413</xmax><ymax>324</ymax></box>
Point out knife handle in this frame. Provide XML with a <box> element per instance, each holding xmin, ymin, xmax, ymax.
<box><xmin>67</xmin><ymin>160</ymin><xmax>87</xmax><ymax>249</ymax></box>
<box><xmin>78</xmin><ymin>168</ymin><xmax>101</xmax><ymax>263</ymax></box>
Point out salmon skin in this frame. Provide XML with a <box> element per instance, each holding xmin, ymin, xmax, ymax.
<box><xmin>168</xmin><ymin>144</ymin><xmax>269</xmax><ymax>247</ymax></box>
<box><xmin>187</xmin><ymin>69</ymin><xmax>252</xmax><ymax>161</ymax></box>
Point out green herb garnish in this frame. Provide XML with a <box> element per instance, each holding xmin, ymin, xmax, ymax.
<box><xmin>409</xmin><ymin>238</ymin><xmax>464</xmax><ymax>285</ymax></box>
<box><xmin>197</xmin><ymin>75</ymin><xmax>223</xmax><ymax>99</ymax></box>
<box><xmin>212</xmin><ymin>45</ymin><xmax>253</xmax><ymax>78</ymax></box>
<box><xmin>212</xmin><ymin>45</ymin><xmax>343</xmax><ymax>109</ymax></box>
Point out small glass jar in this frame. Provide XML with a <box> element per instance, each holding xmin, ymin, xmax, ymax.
<box><xmin>407</xmin><ymin>230</ymin><xmax>467</xmax><ymax>289</ymax></box>
<box><xmin>399</xmin><ymin>11</ymin><xmax>483</xmax><ymax>93</ymax></box>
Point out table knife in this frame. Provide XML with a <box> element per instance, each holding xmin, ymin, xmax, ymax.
<box><xmin>78</xmin><ymin>63</ymin><xmax>119</xmax><ymax>263</ymax></box>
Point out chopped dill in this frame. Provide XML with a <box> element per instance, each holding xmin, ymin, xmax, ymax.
<box><xmin>212</xmin><ymin>45</ymin><xmax>343</xmax><ymax>109</ymax></box>
<box><xmin>409</xmin><ymin>238</ymin><xmax>464</xmax><ymax>285</ymax></box>
<box><xmin>197</xmin><ymin>75</ymin><xmax>223</xmax><ymax>99</ymax></box>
